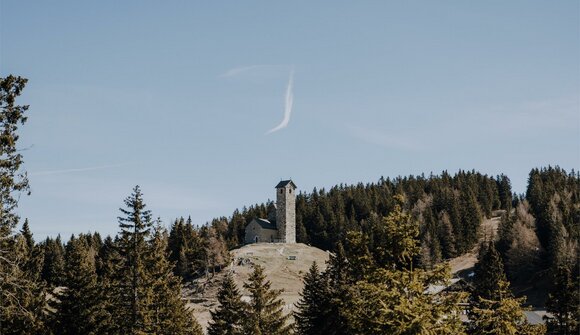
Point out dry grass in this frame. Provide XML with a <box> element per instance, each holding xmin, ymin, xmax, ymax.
<box><xmin>186</xmin><ymin>243</ymin><xmax>330</xmax><ymax>331</ymax></box>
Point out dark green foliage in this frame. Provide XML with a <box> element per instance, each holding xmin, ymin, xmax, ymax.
<box><xmin>148</xmin><ymin>224</ymin><xmax>202</xmax><ymax>335</ymax></box>
<box><xmin>0</xmin><ymin>75</ymin><xmax>48</xmax><ymax>334</ymax></box>
<box><xmin>470</xmin><ymin>280</ymin><xmax>546</xmax><ymax>335</ymax></box>
<box><xmin>112</xmin><ymin>185</ymin><xmax>155</xmax><ymax>333</ymax></box>
<box><xmin>168</xmin><ymin>217</ymin><xmax>204</xmax><ymax>279</ymax></box>
<box><xmin>184</xmin><ymin>171</ymin><xmax>498</xmax><ymax>266</ymax></box>
<box><xmin>496</xmin><ymin>174</ymin><xmax>513</xmax><ymax>213</ymax></box>
<box><xmin>104</xmin><ymin>188</ymin><xmax>201</xmax><ymax>335</ymax></box>
<box><xmin>526</xmin><ymin>167</ymin><xmax>579</xmax><ymax>260</ymax></box>
<box><xmin>324</xmin><ymin>243</ymin><xmax>352</xmax><ymax>335</ymax></box>
<box><xmin>52</xmin><ymin>236</ymin><xmax>109</xmax><ymax>335</ymax></box>
<box><xmin>545</xmin><ymin>264</ymin><xmax>579</xmax><ymax>335</ymax></box>
<box><xmin>294</xmin><ymin>262</ymin><xmax>333</xmax><ymax>335</ymax></box>
<box><xmin>41</xmin><ymin>235</ymin><xmax>66</xmax><ymax>286</ymax></box>
<box><xmin>334</xmin><ymin>199</ymin><xmax>466</xmax><ymax>334</ymax></box>
<box><xmin>208</xmin><ymin>272</ymin><xmax>245</xmax><ymax>335</ymax></box>
<box><xmin>0</xmin><ymin>75</ymin><xmax>30</xmax><ymax>236</ymax></box>
<box><xmin>473</xmin><ymin>241</ymin><xmax>508</xmax><ymax>301</ymax></box>
<box><xmin>168</xmin><ymin>216</ymin><xmax>229</xmax><ymax>281</ymax></box>
<box><xmin>243</xmin><ymin>264</ymin><xmax>291</xmax><ymax>335</ymax></box>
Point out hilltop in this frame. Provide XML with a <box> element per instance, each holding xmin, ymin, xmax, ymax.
<box><xmin>185</xmin><ymin>243</ymin><xmax>330</xmax><ymax>330</ymax></box>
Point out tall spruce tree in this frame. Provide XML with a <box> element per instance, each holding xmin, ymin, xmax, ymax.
<box><xmin>344</xmin><ymin>200</ymin><xmax>466</xmax><ymax>335</ymax></box>
<box><xmin>473</xmin><ymin>241</ymin><xmax>507</xmax><ymax>301</ymax></box>
<box><xmin>470</xmin><ymin>280</ymin><xmax>546</xmax><ymax>335</ymax></box>
<box><xmin>112</xmin><ymin>185</ymin><xmax>156</xmax><ymax>334</ymax></box>
<box><xmin>243</xmin><ymin>264</ymin><xmax>291</xmax><ymax>335</ymax></box>
<box><xmin>323</xmin><ymin>242</ymin><xmax>352</xmax><ymax>335</ymax></box>
<box><xmin>294</xmin><ymin>262</ymin><xmax>333</xmax><ymax>335</ymax></box>
<box><xmin>147</xmin><ymin>224</ymin><xmax>202</xmax><ymax>335</ymax></box>
<box><xmin>0</xmin><ymin>75</ymin><xmax>48</xmax><ymax>334</ymax></box>
<box><xmin>470</xmin><ymin>240</ymin><xmax>545</xmax><ymax>335</ymax></box>
<box><xmin>545</xmin><ymin>264</ymin><xmax>579</xmax><ymax>335</ymax></box>
<box><xmin>52</xmin><ymin>236</ymin><xmax>109</xmax><ymax>335</ymax></box>
<box><xmin>41</xmin><ymin>235</ymin><xmax>66</xmax><ymax>286</ymax></box>
<box><xmin>208</xmin><ymin>272</ymin><xmax>245</xmax><ymax>335</ymax></box>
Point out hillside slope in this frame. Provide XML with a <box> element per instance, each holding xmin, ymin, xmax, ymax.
<box><xmin>186</xmin><ymin>243</ymin><xmax>330</xmax><ymax>330</ymax></box>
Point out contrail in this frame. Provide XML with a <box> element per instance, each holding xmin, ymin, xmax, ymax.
<box><xmin>30</xmin><ymin>163</ymin><xmax>128</xmax><ymax>176</ymax></box>
<box><xmin>266</xmin><ymin>70</ymin><xmax>294</xmax><ymax>134</ymax></box>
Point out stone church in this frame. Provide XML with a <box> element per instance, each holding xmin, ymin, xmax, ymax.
<box><xmin>244</xmin><ymin>180</ymin><xmax>296</xmax><ymax>244</ymax></box>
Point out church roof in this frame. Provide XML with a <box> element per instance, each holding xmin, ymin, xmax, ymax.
<box><xmin>275</xmin><ymin>180</ymin><xmax>297</xmax><ymax>189</ymax></box>
<box><xmin>252</xmin><ymin>218</ymin><xmax>277</xmax><ymax>230</ymax></box>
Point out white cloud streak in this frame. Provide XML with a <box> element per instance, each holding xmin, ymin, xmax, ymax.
<box><xmin>30</xmin><ymin>164</ymin><xmax>128</xmax><ymax>176</ymax></box>
<box><xmin>266</xmin><ymin>70</ymin><xmax>294</xmax><ymax>135</ymax></box>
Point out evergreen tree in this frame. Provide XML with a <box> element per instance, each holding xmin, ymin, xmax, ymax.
<box><xmin>41</xmin><ymin>235</ymin><xmax>66</xmax><ymax>286</ymax></box>
<box><xmin>323</xmin><ymin>242</ymin><xmax>352</xmax><ymax>335</ymax></box>
<box><xmin>17</xmin><ymin>220</ymin><xmax>44</xmax><ymax>282</ymax></box>
<box><xmin>52</xmin><ymin>237</ymin><xmax>109</xmax><ymax>335</ymax></box>
<box><xmin>0</xmin><ymin>75</ymin><xmax>48</xmax><ymax>334</ymax></box>
<box><xmin>294</xmin><ymin>262</ymin><xmax>333</xmax><ymax>335</ymax></box>
<box><xmin>344</xmin><ymin>199</ymin><xmax>466</xmax><ymax>334</ymax></box>
<box><xmin>208</xmin><ymin>272</ymin><xmax>245</xmax><ymax>335</ymax></box>
<box><xmin>545</xmin><ymin>264</ymin><xmax>579</xmax><ymax>335</ymax></box>
<box><xmin>20</xmin><ymin>219</ymin><xmax>34</xmax><ymax>253</ymax></box>
<box><xmin>147</xmin><ymin>224</ymin><xmax>201</xmax><ymax>335</ymax></box>
<box><xmin>243</xmin><ymin>264</ymin><xmax>291</xmax><ymax>335</ymax></box>
<box><xmin>111</xmin><ymin>185</ymin><xmax>156</xmax><ymax>334</ymax></box>
<box><xmin>437</xmin><ymin>211</ymin><xmax>456</xmax><ymax>258</ymax></box>
<box><xmin>473</xmin><ymin>241</ymin><xmax>507</xmax><ymax>301</ymax></box>
<box><xmin>372</xmin><ymin>195</ymin><xmax>420</xmax><ymax>270</ymax></box>
<box><xmin>470</xmin><ymin>280</ymin><xmax>545</xmax><ymax>335</ymax></box>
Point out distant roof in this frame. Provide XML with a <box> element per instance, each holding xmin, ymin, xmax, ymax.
<box><xmin>425</xmin><ymin>278</ymin><xmax>461</xmax><ymax>295</ymax></box>
<box><xmin>252</xmin><ymin>218</ymin><xmax>277</xmax><ymax>230</ymax></box>
<box><xmin>524</xmin><ymin>311</ymin><xmax>546</xmax><ymax>325</ymax></box>
<box><xmin>275</xmin><ymin>180</ymin><xmax>297</xmax><ymax>189</ymax></box>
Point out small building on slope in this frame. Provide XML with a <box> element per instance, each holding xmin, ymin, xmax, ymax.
<box><xmin>244</xmin><ymin>180</ymin><xmax>296</xmax><ymax>244</ymax></box>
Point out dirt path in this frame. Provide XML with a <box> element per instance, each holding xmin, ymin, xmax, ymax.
<box><xmin>449</xmin><ymin>214</ymin><xmax>501</xmax><ymax>275</ymax></box>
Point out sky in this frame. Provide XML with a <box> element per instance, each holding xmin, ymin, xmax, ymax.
<box><xmin>1</xmin><ymin>1</ymin><xmax>578</xmax><ymax>239</ymax></box>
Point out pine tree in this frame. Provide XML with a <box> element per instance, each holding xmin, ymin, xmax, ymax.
<box><xmin>41</xmin><ymin>235</ymin><xmax>66</xmax><ymax>286</ymax></box>
<box><xmin>470</xmin><ymin>280</ymin><xmax>546</xmax><ymax>335</ymax></box>
<box><xmin>372</xmin><ymin>195</ymin><xmax>420</xmax><ymax>270</ymax></box>
<box><xmin>112</xmin><ymin>185</ymin><xmax>156</xmax><ymax>334</ymax></box>
<box><xmin>97</xmin><ymin>235</ymin><xmax>126</xmax><ymax>334</ymax></box>
<box><xmin>147</xmin><ymin>224</ymin><xmax>202</xmax><ymax>335</ymax></box>
<box><xmin>344</xmin><ymin>198</ymin><xmax>466</xmax><ymax>334</ymax></box>
<box><xmin>208</xmin><ymin>272</ymin><xmax>245</xmax><ymax>335</ymax></box>
<box><xmin>545</xmin><ymin>264</ymin><xmax>579</xmax><ymax>335</ymax></box>
<box><xmin>323</xmin><ymin>242</ymin><xmax>352</xmax><ymax>335</ymax></box>
<box><xmin>20</xmin><ymin>219</ymin><xmax>34</xmax><ymax>253</ymax></box>
<box><xmin>438</xmin><ymin>211</ymin><xmax>456</xmax><ymax>259</ymax></box>
<box><xmin>294</xmin><ymin>262</ymin><xmax>333</xmax><ymax>335</ymax></box>
<box><xmin>473</xmin><ymin>241</ymin><xmax>507</xmax><ymax>301</ymax></box>
<box><xmin>52</xmin><ymin>237</ymin><xmax>109</xmax><ymax>335</ymax></box>
<box><xmin>17</xmin><ymin>220</ymin><xmax>44</xmax><ymax>282</ymax></box>
<box><xmin>243</xmin><ymin>264</ymin><xmax>291</xmax><ymax>335</ymax></box>
<box><xmin>0</xmin><ymin>75</ymin><xmax>48</xmax><ymax>334</ymax></box>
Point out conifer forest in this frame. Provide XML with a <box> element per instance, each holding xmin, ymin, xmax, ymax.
<box><xmin>0</xmin><ymin>76</ymin><xmax>578</xmax><ymax>334</ymax></box>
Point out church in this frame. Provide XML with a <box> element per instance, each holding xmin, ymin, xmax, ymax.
<box><xmin>244</xmin><ymin>180</ymin><xmax>296</xmax><ymax>244</ymax></box>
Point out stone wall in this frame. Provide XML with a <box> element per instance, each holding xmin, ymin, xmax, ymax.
<box><xmin>244</xmin><ymin>219</ymin><xmax>277</xmax><ymax>244</ymax></box>
<box><xmin>276</xmin><ymin>184</ymin><xmax>296</xmax><ymax>243</ymax></box>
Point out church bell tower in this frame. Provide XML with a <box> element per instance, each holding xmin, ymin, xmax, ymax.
<box><xmin>275</xmin><ymin>180</ymin><xmax>296</xmax><ymax>243</ymax></box>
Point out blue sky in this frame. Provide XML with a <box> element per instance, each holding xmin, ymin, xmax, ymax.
<box><xmin>1</xmin><ymin>1</ymin><xmax>578</xmax><ymax>239</ymax></box>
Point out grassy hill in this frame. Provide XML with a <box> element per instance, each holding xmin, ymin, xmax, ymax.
<box><xmin>186</xmin><ymin>242</ymin><xmax>330</xmax><ymax>330</ymax></box>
